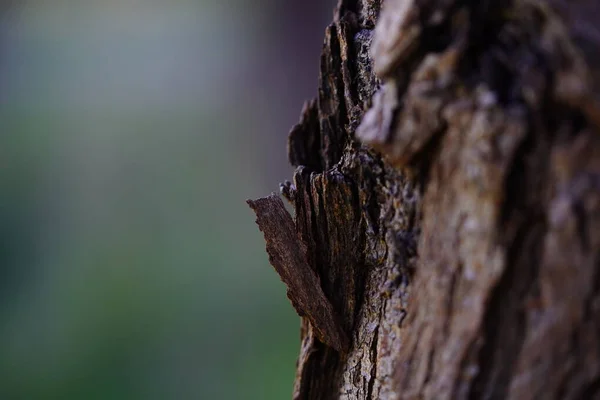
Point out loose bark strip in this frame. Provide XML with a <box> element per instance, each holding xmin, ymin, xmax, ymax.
<box><xmin>247</xmin><ymin>195</ymin><xmax>349</xmax><ymax>353</ymax></box>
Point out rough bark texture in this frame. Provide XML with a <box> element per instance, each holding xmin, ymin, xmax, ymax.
<box><xmin>251</xmin><ymin>0</ymin><xmax>600</xmax><ymax>399</ymax></box>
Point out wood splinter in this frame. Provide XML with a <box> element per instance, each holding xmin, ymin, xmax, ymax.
<box><xmin>247</xmin><ymin>194</ymin><xmax>349</xmax><ymax>353</ymax></box>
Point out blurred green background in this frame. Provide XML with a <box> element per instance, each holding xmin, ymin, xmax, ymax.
<box><xmin>0</xmin><ymin>1</ymin><xmax>334</xmax><ymax>398</ymax></box>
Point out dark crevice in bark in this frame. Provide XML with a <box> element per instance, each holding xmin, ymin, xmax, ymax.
<box><xmin>338</xmin><ymin>0</ymin><xmax>382</xmax><ymax>30</ymax></box>
<box><xmin>444</xmin><ymin>265</ymin><xmax>459</xmax><ymax>340</ymax></box>
<box><xmin>319</xmin><ymin>24</ymin><xmax>350</xmax><ymax>170</ymax></box>
<box><xmin>573</xmin><ymin>198</ymin><xmax>590</xmax><ymax>251</ymax></box>
<box><xmin>314</xmin><ymin>185</ymin><xmax>330</xmax><ymax>281</ymax></box>
<box><xmin>297</xmin><ymin>344</ymin><xmax>343</xmax><ymax>399</ymax></box>
<box><xmin>336</xmin><ymin>0</ymin><xmax>360</xmax><ymax>20</ymax></box>
<box><xmin>577</xmin><ymin>376</ymin><xmax>600</xmax><ymax>400</ymax></box>
<box><xmin>339</xmin><ymin>17</ymin><xmax>361</xmax><ymax>121</ymax></box>
<box><xmin>469</xmin><ymin>121</ymin><xmax>548</xmax><ymax>399</ymax></box>
<box><xmin>468</xmin><ymin>223</ymin><xmax>544</xmax><ymax>400</ymax></box>
<box><xmin>366</xmin><ymin>323</ymin><xmax>379</xmax><ymax>399</ymax></box>
<box><xmin>413</xmin><ymin>125</ymin><xmax>446</xmax><ymax>194</ymax></box>
<box><xmin>460</xmin><ymin>2</ymin><xmax>546</xmax><ymax>108</ymax></box>
<box><xmin>364</xmin><ymin>177</ymin><xmax>382</xmax><ymax>237</ymax></box>
<box><xmin>289</xmin><ymin>101</ymin><xmax>323</xmax><ymax>172</ymax></box>
<box><xmin>294</xmin><ymin>168</ymin><xmax>319</xmax><ymax>274</ymax></box>
<box><xmin>466</xmin><ymin>0</ymin><xmax>508</xmax><ymax>56</ymax></box>
<box><xmin>418</xmin><ymin>3</ymin><xmax>459</xmax><ymax>53</ymax></box>
<box><xmin>556</xmin><ymin>331</ymin><xmax>580</xmax><ymax>399</ymax></box>
<box><xmin>349</xmin><ymin>176</ymin><xmax>369</xmax><ymax>329</ymax></box>
<box><xmin>586</xmin><ymin>253</ymin><xmax>600</xmax><ymax>322</ymax></box>
<box><xmin>548</xmin><ymin>108</ymin><xmax>587</xmax><ymax>145</ymax></box>
<box><xmin>421</xmin><ymin>341</ymin><xmax>437</xmax><ymax>391</ymax></box>
<box><xmin>499</xmin><ymin>113</ymin><xmax>536</xmax><ymax>226</ymax></box>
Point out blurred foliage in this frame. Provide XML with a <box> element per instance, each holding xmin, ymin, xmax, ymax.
<box><xmin>0</xmin><ymin>1</ymin><xmax>332</xmax><ymax>398</ymax></box>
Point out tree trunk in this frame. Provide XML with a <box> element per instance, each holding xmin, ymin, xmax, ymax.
<box><xmin>249</xmin><ymin>0</ymin><xmax>600</xmax><ymax>398</ymax></box>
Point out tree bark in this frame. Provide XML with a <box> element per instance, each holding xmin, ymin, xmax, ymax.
<box><xmin>250</xmin><ymin>0</ymin><xmax>600</xmax><ymax>398</ymax></box>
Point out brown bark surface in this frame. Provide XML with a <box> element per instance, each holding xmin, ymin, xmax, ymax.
<box><xmin>250</xmin><ymin>0</ymin><xmax>600</xmax><ymax>398</ymax></box>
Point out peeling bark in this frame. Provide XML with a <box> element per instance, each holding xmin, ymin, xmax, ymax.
<box><xmin>249</xmin><ymin>0</ymin><xmax>600</xmax><ymax>398</ymax></box>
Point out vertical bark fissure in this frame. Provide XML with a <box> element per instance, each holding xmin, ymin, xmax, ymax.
<box><xmin>349</xmin><ymin>174</ymin><xmax>369</xmax><ymax>328</ymax></box>
<box><xmin>319</xmin><ymin>24</ymin><xmax>350</xmax><ymax>170</ymax></box>
<box><xmin>366</xmin><ymin>323</ymin><xmax>379</xmax><ymax>399</ymax></box>
<box><xmin>466</xmin><ymin>113</ymin><xmax>545</xmax><ymax>397</ymax></box>
<box><xmin>577</xmin><ymin>377</ymin><xmax>600</xmax><ymax>400</ymax></box>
